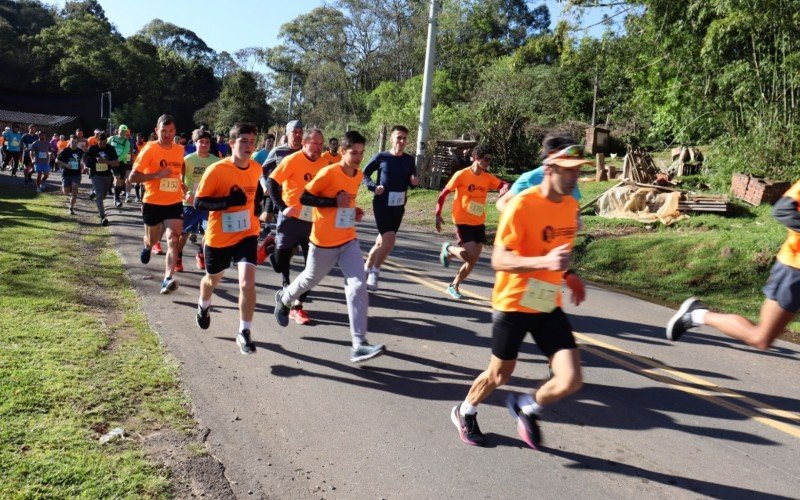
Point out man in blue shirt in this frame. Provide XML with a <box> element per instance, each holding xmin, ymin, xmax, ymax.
<box><xmin>495</xmin><ymin>132</ymin><xmax>583</xmax><ymax>212</ymax></box>
<box><xmin>362</xmin><ymin>125</ymin><xmax>418</xmax><ymax>291</ymax></box>
<box><xmin>2</xmin><ymin>124</ymin><xmax>23</xmax><ymax>176</ymax></box>
<box><xmin>252</xmin><ymin>133</ymin><xmax>275</xmax><ymax>166</ymax></box>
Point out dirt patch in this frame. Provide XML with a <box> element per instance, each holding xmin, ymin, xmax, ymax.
<box><xmin>140</xmin><ymin>427</ymin><xmax>235</xmax><ymax>499</ymax></box>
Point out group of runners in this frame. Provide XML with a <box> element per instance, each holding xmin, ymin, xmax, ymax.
<box><xmin>20</xmin><ymin>111</ymin><xmax>795</xmax><ymax>451</ymax></box>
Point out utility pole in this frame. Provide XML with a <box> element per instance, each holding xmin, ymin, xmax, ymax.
<box><xmin>287</xmin><ymin>73</ymin><xmax>295</xmax><ymax>121</ymax></box>
<box><xmin>415</xmin><ymin>0</ymin><xmax>439</xmax><ymax>188</ymax></box>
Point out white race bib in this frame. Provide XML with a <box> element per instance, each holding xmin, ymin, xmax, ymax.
<box><xmin>466</xmin><ymin>200</ymin><xmax>485</xmax><ymax>216</ymax></box>
<box><xmin>335</xmin><ymin>207</ymin><xmax>355</xmax><ymax>228</ymax></box>
<box><xmin>387</xmin><ymin>191</ymin><xmax>406</xmax><ymax>206</ymax></box>
<box><xmin>37</xmin><ymin>152</ymin><xmax>49</xmax><ymax>159</ymax></box>
<box><xmin>222</xmin><ymin>210</ymin><xmax>251</xmax><ymax>233</ymax></box>
<box><xmin>95</xmin><ymin>163</ymin><xmax>108</xmax><ymax>172</ymax></box>
<box><xmin>68</xmin><ymin>160</ymin><xmax>80</xmax><ymax>170</ymax></box>
<box><xmin>159</xmin><ymin>177</ymin><xmax>180</xmax><ymax>192</ymax></box>
<box><xmin>519</xmin><ymin>278</ymin><xmax>560</xmax><ymax>313</ymax></box>
<box><xmin>298</xmin><ymin>205</ymin><xmax>313</xmax><ymax>222</ymax></box>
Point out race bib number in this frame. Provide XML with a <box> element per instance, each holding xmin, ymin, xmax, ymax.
<box><xmin>37</xmin><ymin>152</ymin><xmax>49</xmax><ymax>159</ymax></box>
<box><xmin>68</xmin><ymin>160</ymin><xmax>80</xmax><ymax>170</ymax></box>
<box><xmin>298</xmin><ymin>205</ymin><xmax>313</xmax><ymax>222</ymax></box>
<box><xmin>222</xmin><ymin>210</ymin><xmax>251</xmax><ymax>233</ymax></box>
<box><xmin>95</xmin><ymin>163</ymin><xmax>108</xmax><ymax>172</ymax></box>
<box><xmin>335</xmin><ymin>207</ymin><xmax>355</xmax><ymax>228</ymax></box>
<box><xmin>519</xmin><ymin>278</ymin><xmax>561</xmax><ymax>313</ymax></box>
<box><xmin>159</xmin><ymin>177</ymin><xmax>180</xmax><ymax>192</ymax></box>
<box><xmin>387</xmin><ymin>191</ymin><xmax>406</xmax><ymax>206</ymax></box>
<box><xmin>466</xmin><ymin>200</ymin><xmax>485</xmax><ymax>216</ymax></box>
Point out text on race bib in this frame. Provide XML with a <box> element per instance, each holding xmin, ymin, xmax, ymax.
<box><xmin>335</xmin><ymin>207</ymin><xmax>355</xmax><ymax>228</ymax></box>
<box><xmin>298</xmin><ymin>205</ymin><xmax>314</xmax><ymax>222</ymax></box>
<box><xmin>222</xmin><ymin>210</ymin><xmax>251</xmax><ymax>233</ymax></box>
<box><xmin>387</xmin><ymin>191</ymin><xmax>406</xmax><ymax>206</ymax></box>
<box><xmin>466</xmin><ymin>200</ymin><xmax>485</xmax><ymax>216</ymax></box>
<box><xmin>159</xmin><ymin>177</ymin><xmax>180</xmax><ymax>192</ymax></box>
<box><xmin>519</xmin><ymin>278</ymin><xmax>560</xmax><ymax>313</ymax></box>
<box><xmin>95</xmin><ymin>163</ymin><xmax>108</xmax><ymax>172</ymax></box>
<box><xmin>37</xmin><ymin>152</ymin><xmax>49</xmax><ymax>159</ymax></box>
<box><xmin>68</xmin><ymin>161</ymin><xmax>80</xmax><ymax>170</ymax></box>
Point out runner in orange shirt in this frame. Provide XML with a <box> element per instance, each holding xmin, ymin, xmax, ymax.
<box><xmin>128</xmin><ymin>114</ymin><xmax>186</xmax><ymax>295</ymax></box>
<box><xmin>266</xmin><ymin>129</ymin><xmax>326</xmax><ymax>325</ymax></box>
<box><xmin>450</xmin><ymin>142</ymin><xmax>589</xmax><ymax>449</ymax></box>
<box><xmin>668</xmin><ymin>179</ymin><xmax>800</xmax><ymax>349</ymax></box>
<box><xmin>319</xmin><ymin>137</ymin><xmax>340</xmax><ymax>165</ymax></box>
<box><xmin>273</xmin><ymin>130</ymin><xmax>386</xmax><ymax>363</ymax></box>
<box><xmin>435</xmin><ymin>145</ymin><xmax>509</xmax><ymax>299</ymax></box>
<box><xmin>193</xmin><ymin>123</ymin><xmax>263</xmax><ymax>355</ymax></box>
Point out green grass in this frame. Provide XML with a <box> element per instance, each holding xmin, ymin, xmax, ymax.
<box><xmin>0</xmin><ymin>185</ymin><xmax>193</xmax><ymax>497</ymax></box>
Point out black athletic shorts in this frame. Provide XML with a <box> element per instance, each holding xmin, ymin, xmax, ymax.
<box><xmin>204</xmin><ymin>235</ymin><xmax>258</xmax><ymax>275</ymax></box>
<box><xmin>112</xmin><ymin>163</ymin><xmax>130</xmax><ymax>178</ymax></box>
<box><xmin>456</xmin><ymin>224</ymin><xmax>487</xmax><ymax>245</ymax></box>
<box><xmin>491</xmin><ymin>309</ymin><xmax>576</xmax><ymax>360</ymax></box>
<box><xmin>374</xmin><ymin>205</ymin><xmax>405</xmax><ymax>235</ymax></box>
<box><xmin>142</xmin><ymin>202</ymin><xmax>183</xmax><ymax>227</ymax></box>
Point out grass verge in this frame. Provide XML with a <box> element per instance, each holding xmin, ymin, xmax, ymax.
<box><xmin>0</xmin><ymin>183</ymin><xmax>193</xmax><ymax>497</ymax></box>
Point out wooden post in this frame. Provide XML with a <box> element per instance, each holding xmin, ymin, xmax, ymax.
<box><xmin>596</xmin><ymin>152</ymin><xmax>607</xmax><ymax>182</ymax></box>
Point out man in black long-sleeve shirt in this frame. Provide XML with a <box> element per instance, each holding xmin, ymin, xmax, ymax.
<box><xmin>667</xmin><ymin>180</ymin><xmax>800</xmax><ymax>349</ymax></box>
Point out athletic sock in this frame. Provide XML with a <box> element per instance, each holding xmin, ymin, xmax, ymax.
<box><xmin>239</xmin><ymin>320</ymin><xmax>252</xmax><ymax>332</ymax></box>
<box><xmin>691</xmin><ymin>308</ymin><xmax>708</xmax><ymax>325</ymax></box>
<box><xmin>460</xmin><ymin>400</ymin><xmax>478</xmax><ymax>416</ymax></box>
<box><xmin>519</xmin><ymin>394</ymin><xmax>543</xmax><ymax>416</ymax></box>
<box><xmin>371</xmin><ymin>267</ymin><xmax>380</xmax><ymax>274</ymax></box>
<box><xmin>199</xmin><ymin>298</ymin><xmax>211</xmax><ymax>309</ymax></box>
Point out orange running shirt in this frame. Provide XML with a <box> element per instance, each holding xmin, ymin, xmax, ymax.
<box><xmin>87</xmin><ymin>136</ymin><xmax>99</xmax><ymax>147</ymax></box>
<box><xmin>132</xmin><ymin>141</ymin><xmax>185</xmax><ymax>205</ymax></box>
<box><xmin>196</xmin><ymin>158</ymin><xmax>262</xmax><ymax>248</ymax></box>
<box><xmin>320</xmin><ymin>151</ymin><xmax>341</xmax><ymax>166</ymax></box>
<box><xmin>491</xmin><ymin>186</ymin><xmax>579</xmax><ymax>313</ymax></box>
<box><xmin>57</xmin><ymin>140</ymin><xmax>69</xmax><ymax>152</ymax></box>
<box><xmin>305</xmin><ymin>163</ymin><xmax>363</xmax><ymax>248</ymax></box>
<box><xmin>444</xmin><ymin>167</ymin><xmax>504</xmax><ymax>226</ymax></box>
<box><xmin>268</xmin><ymin>150</ymin><xmax>325</xmax><ymax>207</ymax></box>
<box><xmin>776</xmin><ymin>180</ymin><xmax>800</xmax><ymax>269</ymax></box>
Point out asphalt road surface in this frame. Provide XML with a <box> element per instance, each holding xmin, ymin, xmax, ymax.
<box><xmin>47</xmin><ymin>174</ymin><xmax>800</xmax><ymax>499</ymax></box>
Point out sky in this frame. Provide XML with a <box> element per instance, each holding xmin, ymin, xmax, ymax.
<box><xmin>42</xmin><ymin>0</ymin><xmax>618</xmax><ymax>59</ymax></box>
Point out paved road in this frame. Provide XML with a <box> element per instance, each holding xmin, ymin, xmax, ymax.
<box><xmin>42</xmin><ymin>172</ymin><xmax>800</xmax><ymax>498</ymax></box>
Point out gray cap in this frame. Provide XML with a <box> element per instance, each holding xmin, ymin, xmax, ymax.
<box><xmin>286</xmin><ymin>120</ymin><xmax>303</xmax><ymax>131</ymax></box>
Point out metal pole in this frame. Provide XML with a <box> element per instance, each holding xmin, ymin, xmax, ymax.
<box><xmin>415</xmin><ymin>0</ymin><xmax>439</xmax><ymax>187</ymax></box>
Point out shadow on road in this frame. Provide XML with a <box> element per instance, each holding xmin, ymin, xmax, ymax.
<box><xmin>540</xmin><ymin>447</ymin><xmax>793</xmax><ymax>499</ymax></box>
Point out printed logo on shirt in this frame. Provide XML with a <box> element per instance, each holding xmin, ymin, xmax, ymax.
<box><xmin>542</xmin><ymin>225</ymin><xmax>578</xmax><ymax>243</ymax></box>
<box><xmin>467</xmin><ymin>184</ymin><xmax>487</xmax><ymax>194</ymax></box>
<box><xmin>304</xmin><ymin>173</ymin><xmax>313</xmax><ymax>182</ymax></box>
